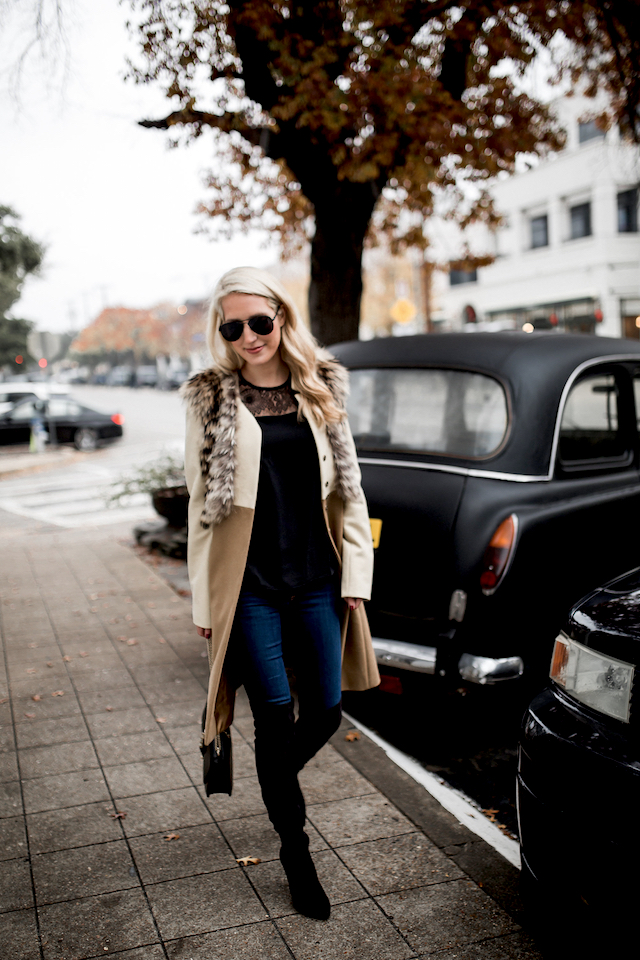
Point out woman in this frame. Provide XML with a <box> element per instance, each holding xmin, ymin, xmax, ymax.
<box><xmin>182</xmin><ymin>266</ymin><xmax>379</xmax><ymax>920</ymax></box>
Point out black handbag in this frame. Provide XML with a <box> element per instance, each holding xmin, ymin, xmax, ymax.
<box><xmin>200</xmin><ymin>706</ymin><xmax>233</xmax><ymax>796</ymax></box>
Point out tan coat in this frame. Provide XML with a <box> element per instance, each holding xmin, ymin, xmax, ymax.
<box><xmin>183</xmin><ymin>363</ymin><xmax>380</xmax><ymax>746</ymax></box>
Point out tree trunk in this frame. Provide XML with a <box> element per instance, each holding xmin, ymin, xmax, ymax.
<box><xmin>307</xmin><ymin>182</ymin><xmax>377</xmax><ymax>346</ymax></box>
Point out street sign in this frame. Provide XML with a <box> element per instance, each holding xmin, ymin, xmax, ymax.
<box><xmin>390</xmin><ymin>298</ymin><xmax>417</xmax><ymax>325</ymax></box>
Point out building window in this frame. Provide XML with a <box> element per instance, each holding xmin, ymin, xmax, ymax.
<box><xmin>569</xmin><ymin>202</ymin><xmax>591</xmax><ymax>240</ymax></box>
<box><xmin>578</xmin><ymin>120</ymin><xmax>605</xmax><ymax>144</ymax></box>
<box><xmin>618</xmin><ymin>189</ymin><xmax>638</xmax><ymax>233</ymax></box>
<box><xmin>530</xmin><ymin>214</ymin><xmax>548</xmax><ymax>248</ymax></box>
<box><xmin>449</xmin><ymin>268</ymin><xmax>477</xmax><ymax>286</ymax></box>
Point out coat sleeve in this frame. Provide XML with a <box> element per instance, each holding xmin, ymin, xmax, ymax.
<box><xmin>339</xmin><ymin>421</ymin><xmax>374</xmax><ymax>601</ymax></box>
<box><xmin>185</xmin><ymin>406</ymin><xmax>212</xmax><ymax>629</ymax></box>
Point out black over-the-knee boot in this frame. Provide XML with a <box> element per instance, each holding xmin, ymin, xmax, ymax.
<box><xmin>253</xmin><ymin>700</ymin><xmax>330</xmax><ymax>920</ymax></box>
<box><xmin>293</xmin><ymin>700</ymin><xmax>342</xmax><ymax>772</ymax></box>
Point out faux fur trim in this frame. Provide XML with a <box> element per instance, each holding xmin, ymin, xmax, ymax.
<box><xmin>317</xmin><ymin>357</ymin><xmax>362</xmax><ymax>503</ymax></box>
<box><xmin>182</xmin><ymin>358</ymin><xmax>361</xmax><ymax>527</ymax></box>
<box><xmin>181</xmin><ymin>369</ymin><xmax>239</xmax><ymax>528</ymax></box>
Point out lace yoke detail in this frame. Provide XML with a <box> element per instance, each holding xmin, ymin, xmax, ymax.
<box><xmin>238</xmin><ymin>374</ymin><xmax>298</xmax><ymax>417</ymax></box>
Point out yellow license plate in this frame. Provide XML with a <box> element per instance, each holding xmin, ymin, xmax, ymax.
<box><xmin>370</xmin><ymin>518</ymin><xmax>382</xmax><ymax>549</ymax></box>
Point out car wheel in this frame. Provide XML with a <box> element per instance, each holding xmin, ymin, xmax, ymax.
<box><xmin>74</xmin><ymin>428</ymin><xmax>98</xmax><ymax>451</ymax></box>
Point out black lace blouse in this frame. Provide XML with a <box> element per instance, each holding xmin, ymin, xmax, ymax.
<box><xmin>239</xmin><ymin>372</ymin><xmax>337</xmax><ymax>594</ymax></box>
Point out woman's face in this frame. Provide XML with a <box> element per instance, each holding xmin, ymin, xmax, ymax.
<box><xmin>219</xmin><ymin>293</ymin><xmax>284</xmax><ymax>370</ymax></box>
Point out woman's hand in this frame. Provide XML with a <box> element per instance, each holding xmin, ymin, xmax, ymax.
<box><xmin>345</xmin><ymin>597</ymin><xmax>363</xmax><ymax>611</ymax></box>
<box><xmin>196</xmin><ymin>626</ymin><xmax>212</xmax><ymax>639</ymax></box>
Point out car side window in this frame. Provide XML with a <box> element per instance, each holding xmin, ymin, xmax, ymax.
<box><xmin>558</xmin><ymin>372</ymin><xmax>627</xmax><ymax>465</ymax></box>
<box><xmin>0</xmin><ymin>391</ymin><xmax>36</xmax><ymax>404</ymax></box>
<box><xmin>48</xmin><ymin>399</ymin><xmax>82</xmax><ymax>417</ymax></box>
<box><xmin>10</xmin><ymin>401</ymin><xmax>41</xmax><ymax>421</ymax></box>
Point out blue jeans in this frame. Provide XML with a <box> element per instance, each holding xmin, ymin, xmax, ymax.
<box><xmin>233</xmin><ymin>580</ymin><xmax>343</xmax><ymax>713</ymax></box>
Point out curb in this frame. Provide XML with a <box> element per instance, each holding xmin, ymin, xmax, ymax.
<box><xmin>331</xmin><ymin>716</ymin><xmax>527</xmax><ymax>928</ymax></box>
<box><xmin>0</xmin><ymin>446</ymin><xmax>81</xmax><ymax>478</ymax></box>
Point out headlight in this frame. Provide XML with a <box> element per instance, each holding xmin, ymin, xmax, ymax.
<box><xmin>550</xmin><ymin>633</ymin><xmax>635</xmax><ymax>723</ymax></box>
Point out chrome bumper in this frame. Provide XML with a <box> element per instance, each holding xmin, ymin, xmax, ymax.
<box><xmin>458</xmin><ymin>653</ymin><xmax>524</xmax><ymax>684</ymax></box>
<box><xmin>371</xmin><ymin>638</ymin><xmax>436</xmax><ymax>674</ymax></box>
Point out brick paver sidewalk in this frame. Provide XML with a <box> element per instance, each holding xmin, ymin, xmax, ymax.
<box><xmin>0</xmin><ymin>517</ymin><xmax>543</xmax><ymax>959</ymax></box>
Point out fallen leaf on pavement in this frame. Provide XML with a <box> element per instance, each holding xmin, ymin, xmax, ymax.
<box><xmin>156</xmin><ymin>717</ymin><xmax>167</xmax><ymax>723</ymax></box>
<box><xmin>51</xmin><ymin>690</ymin><xmax>65</xmax><ymax>697</ymax></box>
<box><xmin>163</xmin><ymin>833</ymin><xmax>180</xmax><ymax>841</ymax></box>
<box><xmin>26</xmin><ymin>668</ymin><xmax>36</xmax><ymax>674</ymax></box>
<box><xmin>31</xmin><ymin>695</ymin><xmax>42</xmax><ymax>702</ymax></box>
<box><xmin>46</xmin><ymin>662</ymin><xmax>53</xmax><ymax>668</ymax></box>
<box><xmin>126</xmin><ymin>638</ymin><xmax>138</xmax><ymax>646</ymax></box>
<box><xmin>24</xmin><ymin>713</ymin><xmax>36</xmax><ymax>719</ymax></box>
<box><xmin>63</xmin><ymin>656</ymin><xmax>73</xmax><ymax>662</ymax></box>
<box><xmin>344</xmin><ymin>730</ymin><xmax>360</xmax><ymax>742</ymax></box>
<box><xmin>482</xmin><ymin>808</ymin><xmax>499</xmax><ymax>822</ymax></box>
<box><xmin>79</xmin><ymin>652</ymin><xmax>89</xmax><ymax>657</ymax></box>
<box><xmin>117</xmin><ymin>636</ymin><xmax>127</xmax><ymax>642</ymax></box>
<box><xmin>110</xmin><ymin>811</ymin><xmax>127</xmax><ymax>820</ymax></box>
<box><xmin>157</xmin><ymin>637</ymin><xmax>166</xmax><ymax>643</ymax></box>
<box><xmin>235</xmin><ymin>856</ymin><xmax>261</xmax><ymax>866</ymax></box>
<box><xmin>0</xmin><ymin>698</ymin><xmax>8</xmax><ymax>704</ymax></box>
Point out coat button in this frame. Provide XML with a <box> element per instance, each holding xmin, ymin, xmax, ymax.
<box><xmin>325</xmin><ymin>481</ymin><xmax>329</xmax><ymax>487</ymax></box>
<box><xmin>323</xmin><ymin>455</ymin><xmax>326</xmax><ymax>461</ymax></box>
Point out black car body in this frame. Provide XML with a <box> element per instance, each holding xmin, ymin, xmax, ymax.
<box><xmin>517</xmin><ymin>567</ymin><xmax>640</xmax><ymax>914</ymax></box>
<box><xmin>0</xmin><ymin>396</ymin><xmax>124</xmax><ymax>450</ymax></box>
<box><xmin>332</xmin><ymin>332</ymin><xmax>640</xmax><ymax>685</ymax></box>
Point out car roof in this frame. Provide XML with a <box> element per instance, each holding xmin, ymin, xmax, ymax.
<box><xmin>332</xmin><ymin>331</ymin><xmax>640</xmax><ymax>373</ymax></box>
<box><xmin>331</xmin><ymin>332</ymin><xmax>640</xmax><ymax>477</ymax></box>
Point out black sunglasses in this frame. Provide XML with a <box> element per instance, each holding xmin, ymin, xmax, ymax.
<box><xmin>219</xmin><ymin>306</ymin><xmax>281</xmax><ymax>342</ymax></box>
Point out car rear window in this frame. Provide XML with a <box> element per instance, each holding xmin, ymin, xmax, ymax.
<box><xmin>346</xmin><ymin>368</ymin><xmax>508</xmax><ymax>458</ymax></box>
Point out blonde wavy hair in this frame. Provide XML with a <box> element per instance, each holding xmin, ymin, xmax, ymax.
<box><xmin>206</xmin><ymin>266</ymin><xmax>344</xmax><ymax>425</ymax></box>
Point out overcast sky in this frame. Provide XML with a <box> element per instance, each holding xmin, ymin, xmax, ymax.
<box><xmin>1</xmin><ymin>0</ymin><xmax>273</xmax><ymax>334</ymax></box>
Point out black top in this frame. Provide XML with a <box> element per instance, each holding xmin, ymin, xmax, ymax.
<box><xmin>239</xmin><ymin>373</ymin><xmax>336</xmax><ymax>594</ymax></box>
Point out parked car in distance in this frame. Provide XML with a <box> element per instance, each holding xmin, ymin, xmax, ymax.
<box><xmin>0</xmin><ymin>382</ymin><xmax>69</xmax><ymax>416</ymax></box>
<box><xmin>0</xmin><ymin>397</ymin><xmax>124</xmax><ymax>450</ymax></box>
<box><xmin>517</xmin><ymin>566</ymin><xmax>640</xmax><ymax>918</ymax></box>
<box><xmin>106</xmin><ymin>365</ymin><xmax>134</xmax><ymax>387</ymax></box>
<box><xmin>135</xmin><ymin>365</ymin><xmax>159</xmax><ymax>387</ymax></box>
<box><xmin>158</xmin><ymin>366</ymin><xmax>190</xmax><ymax>390</ymax></box>
<box><xmin>331</xmin><ymin>332</ymin><xmax>640</xmax><ymax>687</ymax></box>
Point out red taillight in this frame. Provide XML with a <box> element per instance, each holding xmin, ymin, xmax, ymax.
<box><xmin>480</xmin><ymin>514</ymin><xmax>517</xmax><ymax>595</ymax></box>
<box><xmin>111</xmin><ymin>413</ymin><xmax>124</xmax><ymax>425</ymax></box>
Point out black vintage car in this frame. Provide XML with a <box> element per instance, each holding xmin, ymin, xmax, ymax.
<box><xmin>332</xmin><ymin>332</ymin><xmax>640</xmax><ymax>686</ymax></box>
<box><xmin>0</xmin><ymin>396</ymin><xmax>124</xmax><ymax>450</ymax></box>
<box><xmin>517</xmin><ymin>567</ymin><xmax>640</xmax><ymax>920</ymax></box>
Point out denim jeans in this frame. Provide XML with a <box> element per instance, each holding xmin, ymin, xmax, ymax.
<box><xmin>233</xmin><ymin>579</ymin><xmax>343</xmax><ymax>712</ymax></box>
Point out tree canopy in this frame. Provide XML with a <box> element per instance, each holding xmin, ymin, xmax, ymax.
<box><xmin>0</xmin><ymin>205</ymin><xmax>44</xmax><ymax>368</ymax></box>
<box><xmin>70</xmin><ymin>302</ymin><xmax>204</xmax><ymax>364</ymax></box>
<box><xmin>126</xmin><ymin>2</ymin><xmax>639</xmax><ymax>343</ymax></box>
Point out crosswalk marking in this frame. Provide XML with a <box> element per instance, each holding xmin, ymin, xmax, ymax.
<box><xmin>0</xmin><ymin>466</ymin><xmax>157</xmax><ymax>529</ymax></box>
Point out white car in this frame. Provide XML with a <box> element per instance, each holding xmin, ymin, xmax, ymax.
<box><xmin>0</xmin><ymin>382</ymin><xmax>69</xmax><ymax>415</ymax></box>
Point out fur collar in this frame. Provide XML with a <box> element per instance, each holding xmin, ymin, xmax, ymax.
<box><xmin>181</xmin><ymin>357</ymin><xmax>362</xmax><ymax>528</ymax></box>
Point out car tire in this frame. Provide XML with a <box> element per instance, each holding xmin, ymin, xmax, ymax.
<box><xmin>74</xmin><ymin>428</ymin><xmax>98</xmax><ymax>451</ymax></box>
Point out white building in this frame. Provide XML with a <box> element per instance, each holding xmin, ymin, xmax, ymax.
<box><xmin>435</xmin><ymin>98</ymin><xmax>640</xmax><ymax>339</ymax></box>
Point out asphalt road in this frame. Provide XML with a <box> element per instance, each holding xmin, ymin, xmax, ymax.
<box><xmin>0</xmin><ymin>384</ymin><xmax>185</xmax><ymax>528</ymax></box>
